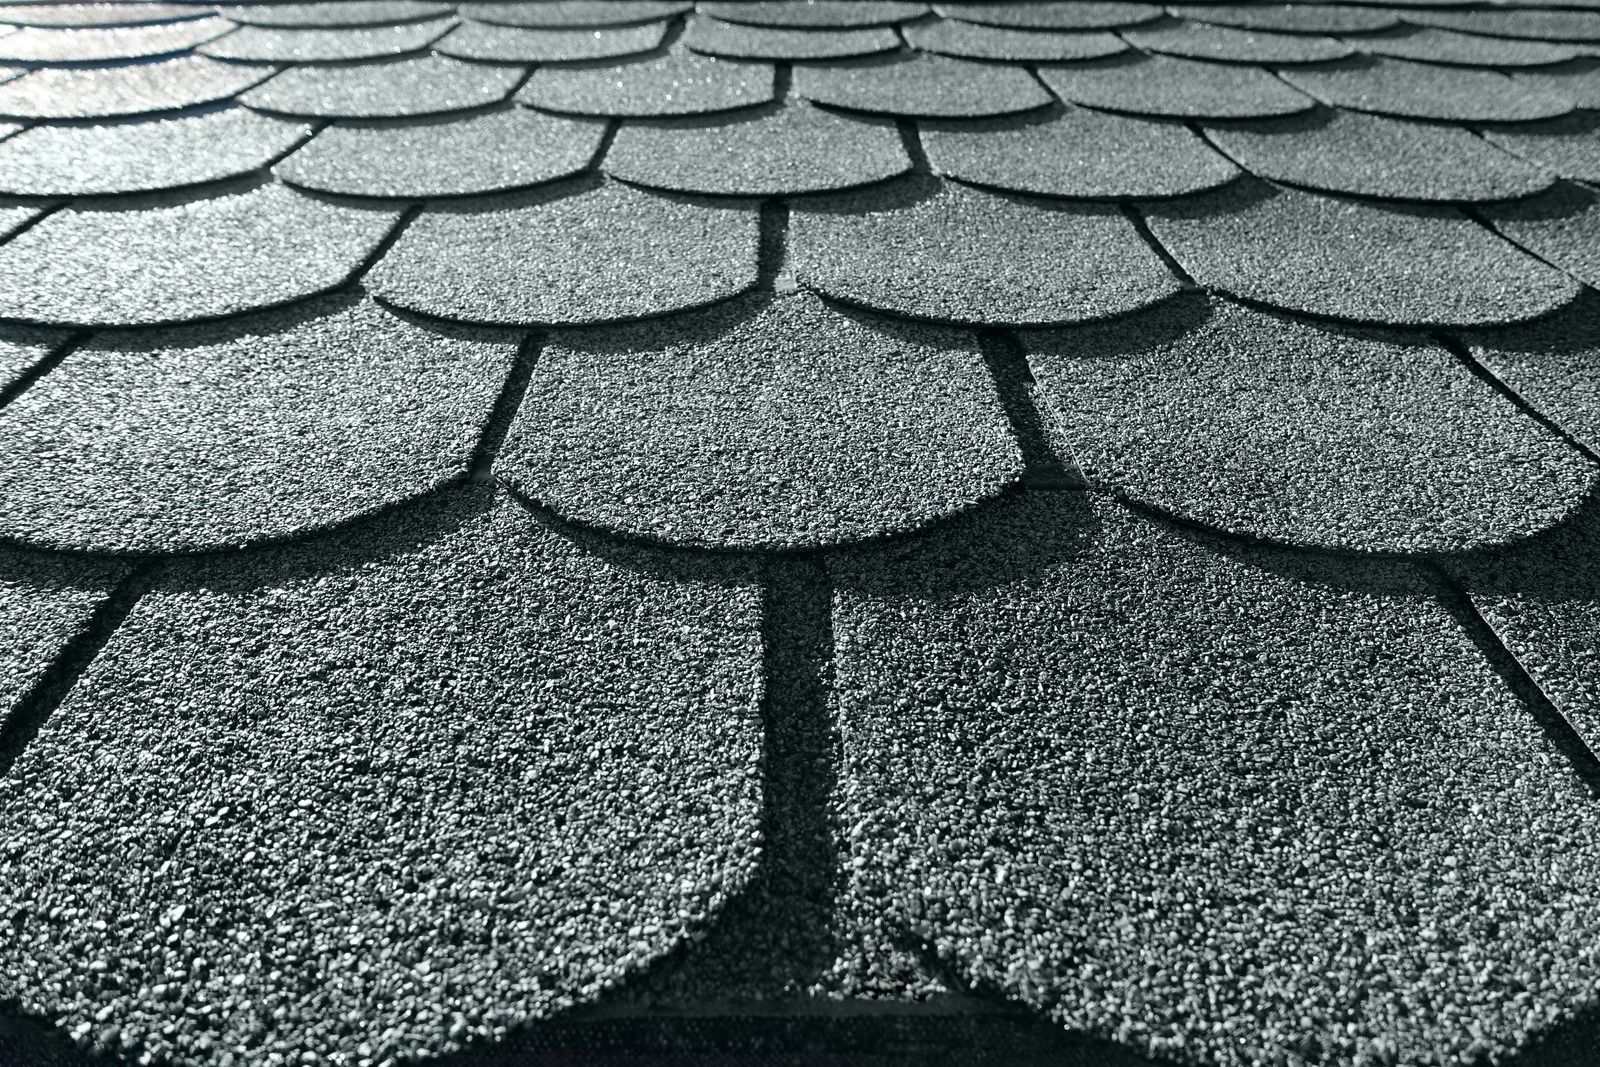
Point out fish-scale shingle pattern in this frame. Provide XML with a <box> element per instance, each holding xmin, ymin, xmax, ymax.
<box><xmin>7</xmin><ymin>4</ymin><xmax>1600</xmax><ymax>1067</ymax></box>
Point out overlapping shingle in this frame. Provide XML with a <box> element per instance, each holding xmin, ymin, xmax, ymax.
<box><xmin>0</xmin><ymin>321</ymin><xmax>58</xmax><ymax>395</ymax></box>
<box><xmin>1281</xmin><ymin>57</ymin><xmax>1573</xmax><ymax>122</ymax></box>
<box><xmin>1486</xmin><ymin>182</ymin><xmax>1600</xmax><ymax>291</ymax></box>
<box><xmin>791</xmin><ymin>180</ymin><xmax>1180</xmax><ymax>326</ymax></box>
<box><xmin>241</xmin><ymin>55</ymin><xmax>522</xmax><ymax>119</ymax></box>
<box><xmin>0</xmin><ymin>109</ymin><xmax>308</xmax><ymax>197</ymax></box>
<box><xmin>699</xmin><ymin>1</ymin><xmax>927</xmax><ymax>27</ymax></box>
<box><xmin>683</xmin><ymin>16</ymin><xmax>898</xmax><ymax>60</ymax></box>
<box><xmin>0</xmin><ymin>55</ymin><xmax>272</xmax><ymax>120</ymax></box>
<box><xmin>0</xmin><ymin>17</ymin><xmax>228</xmax><ymax>63</ymax></box>
<box><xmin>370</xmin><ymin>182</ymin><xmax>759</xmax><ymax>325</ymax></box>
<box><xmin>0</xmin><ymin>548</ymin><xmax>126</xmax><ymax>728</ymax></box>
<box><xmin>1513</xmin><ymin>59</ymin><xmax>1600</xmax><ymax>109</ymax></box>
<box><xmin>519</xmin><ymin>53</ymin><xmax>773</xmax><ymax>116</ymax></box>
<box><xmin>1039</xmin><ymin>54</ymin><xmax>1315</xmax><ymax>119</ymax></box>
<box><xmin>460</xmin><ymin>2</ymin><xmax>692</xmax><ymax>28</ymax></box>
<box><xmin>437</xmin><ymin>18</ymin><xmax>666</xmax><ymax>61</ymax></box>
<box><xmin>1409</xmin><ymin>8</ymin><xmax>1600</xmax><ymax>42</ymax></box>
<box><xmin>198</xmin><ymin>16</ymin><xmax>456</xmax><ymax>62</ymax></box>
<box><xmin>901</xmin><ymin>19</ymin><xmax>1127</xmax><ymax>62</ymax></box>
<box><xmin>1171</xmin><ymin>3</ymin><xmax>1400</xmax><ymax>34</ymax></box>
<box><xmin>217</xmin><ymin>1</ymin><xmax>454</xmax><ymax>27</ymax></box>
<box><xmin>0</xmin><ymin>203</ymin><xmax>44</xmax><ymax>241</ymax></box>
<box><xmin>1484</xmin><ymin>113</ymin><xmax>1600</xmax><ymax>182</ymax></box>
<box><xmin>0</xmin><ymin>183</ymin><xmax>400</xmax><ymax>327</ymax></box>
<box><xmin>1123</xmin><ymin>20</ymin><xmax>1353</xmax><ymax>63</ymax></box>
<box><xmin>934</xmin><ymin>1</ymin><xmax>1159</xmax><ymax>30</ymax></box>
<box><xmin>0</xmin><ymin>4</ymin><xmax>207</xmax><ymax>28</ymax></box>
<box><xmin>1353</xmin><ymin>27</ymin><xmax>1582</xmax><ymax>68</ymax></box>
<box><xmin>795</xmin><ymin>54</ymin><xmax>1050</xmax><ymax>118</ymax></box>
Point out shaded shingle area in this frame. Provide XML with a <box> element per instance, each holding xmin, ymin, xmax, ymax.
<box><xmin>699</xmin><ymin>1</ymin><xmax>927</xmax><ymax>27</ymax></box>
<box><xmin>0</xmin><ymin>322</ymin><xmax>58</xmax><ymax>394</ymax></box>
<box><xmin>1466</xmin><ymin>294</ymin><xmax>1600</xmax><ymax>457</ymax></box>
<box><xmin>0</xmin><ymin>109</ymin><xmax>307</xmax><ymax>197</ymax></box>
<box><xmin>0</xmin><ymin>296</ymin><xmax>516</xmax><ymax>555</ymax></box>
<box><xmin>0</xmin><ymin>183</ymin><xmax>400</xmax><ymax>327</ymax></box>
<box><xmin>277</xmin><ymin>110</ymin><xmax>603</xmax><ymax>198</ymax></box>
<box><xmin>605</xmin><ymin>105</ymin><xmax>907</xmax><ymax>196</ymax></box>
<box><xmin>792</xmin><ymin>180</ymin><xmax>1180</xmax><ymax>326</ymax></box>
<box><xmin>1487</xmin><ymin>183</ymin><xmax>1600</xmax><ymax>291</ymax></box>
<box><xmin>0</xmin><ymin>55</ymin><xmax>271</xmax><ymax>120</ymax></box>
<box><xmin>1039</xmin><ymin>54</ymin><xmax>1314</xmax><ymax>120</ymax></box>
<box><xmin>460</xmin><ymin>2</ymin><xmax>693</xmax><ymax>27</ymax></box>
<box><xmin>499</xmin><ymin>292</ymin><xmax>1020</xmax><ymax>550</ymax></box>
<box><xmin>0</xmin><ymin>203</ymin><xmax>43</xmax><ymax>241</ymax></box>
<box><xmin>1027</xmin><ymin>297</ymin><xmax>1595</xmax><ymax>553</ymax></box>
<box><xmin>924</xmin><ymin>107</ymin><xmax>1239</xmax><ymax>199</ymax></box>
<box><xmin>1123</xmin><ymin>20</ymin><xmax>1352</xmax><ymax>64</ymax></box>
<box><xmin>1205</xmin><ymin>109</ymin><xmax>1552</xmax><ymax>203</ymax></box>
<box><xmin>241</xmin><ymin>56</ymin><xmax>522</xmax><ymax>119</ymax></box>
<box><xmin>934</xmin><ymin>1</ymin><xmax>1159</xmax><ymax>30</ymax></box>
<box><xmin>829</xmin><ymin>492</ymin><xmax>1600</xmax><ymax>1067</ymax></box>
<box><xmin>0</xmin><ymin>489</ymin><xmax>764</xmax><ymax>1066</ymax></box>
<box><xmin>216</xmin><ymin>1</ymin><xmax>454</xmax><ymax>27</ymax></box>
<box><xmin>1146</xmin><ymin>183</ymin><xmax>1580</xmax><ymax>327</ymax></box>
<box><xmin>437</xmin><ymin>19</ymin><xmax>666</xmax><ymax>61</ymax></box>
<box><xmin>519</xmin><ymin>54</ymin><xmax>773</xmax><ymax>117</ymax></box>
<box><xmin>1281</xmin><ymin>58</ymin><xmax>1573</xmax><ymax>122</ymax></box>
<box><xmin>1171</xmin><ymin>3</ymin><xmax>1400</xmax><ymax>34</ymax></box>
<box><xmin>1484</xmin><ymin>114</ymin><xmax>1600</xmax><ymax>183</ymax></box>
<box><xmin>684</xmin><ymin>17</ymin><xmax>898</xmax><ymax>60</ymax></box>
<box><xmin>795</xmin><ymin>54</ymin><xmax>1050</xmax><ymax>118</ymax></box>
<box><xmin>901</xmin><ymin>20</ymin><xmax>1127</xmax><ymax>62</ymax></box>
<box><xmin>0</xmin><ymin>548</ymin><xmax>125</xmax><ymax>729</ymax></box>
<box><xmin>0</xmin><ymin>4</ymin><xmax>207</xmax><ymax>28</ymax></box>
<box><xmin>1353</xmin><ymin>27</ymin><xmax>1582</xmax><ymax>69</ymax></box>
<box><xmin>198</xmin><ymin>17</ymin><xmax>456</xmax><ymax>62</ymax></box>
<box><xmin>0</xmin><ymin>17</ymin><xmax>229</xmax><ymax>63</ymax></box>
<box><xmin>370</xmin><ymin>183</ymin><xmax>758</xmax><ymax>325</ymax></box>
<box><xmin>1409</xmin><ymin>8</ymin><xmax>1600</xmax><ymax>42</ymax></box>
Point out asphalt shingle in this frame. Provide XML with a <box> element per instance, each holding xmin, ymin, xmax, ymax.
<box><xmin>0</xmin><ymin>183</ymin><xmax>400</xmax><ymax>327</ymax></box>
<box><xmin>1039</xmin><ymin>54</ymin><xmax>1315</xmax><ymax>120</ymax></box>
<box><xmin>795</xmin><ymin>54</ymin><xmax>1051</xmax><ymax>118</ymax></box>
<box><xmin>0</xmin><ymin>4</ymin><xmax>206</xmax><ymax>28</ymax></box>
<box><xmin>1353</xmin><ymin>26</ymin><xmax>1582</xmax><ymax>68</ymax></box>
<box><xmin>1147</xmin><ymin>182</ymin><xmax>1581</xmax><ymax>326</ymax></box>
<box><xmin>216</xmin><ymin>1</ymin><xmax>454</xmax><ymax>28</ymax></box>
<box><xmin>198</xmin><ymin>17</ymin><xmax>456</xmax><ymax>63</ymax></box>
<box><xmin>683</xmin><ymin>16</ymin><xmax>898</xmax><ymax>60</ymax></box>
<box><xmin>1409</xmin><ymin>8</ymin><xmax>1600</xmax><ymax>42</ymax></box>
<box><xmin>460</xmin><ymin>2</ymin><xmax>693</xmax><ymax>28</ymax></box>
<box><xmin>1484</xmin><ymin>113</ymin><xmax>1600</xmax><ymax>182</ymax></box>
<box><xmin>498</xmin><ymin>292</ymin><xmax>1020</xmax><ymax>550</ymax></box>
<box><xmin>1513</xmin><ymin>59</ymin><xmax>1600</xmax><ymax>108</ymax></box>
<box><xmin>901</xmin><ymin>19</ymin><xmax>1128</xmax><ymax>62</ymax></box>
<box><xmin>0</xmin><ymin>108</ymin><xmax>308</xmax><ymax>197</ymax></box>
<box><xmin>791</xmin><ymin>179</ymin><xmax>1180</xmax><ymax>326</ymax></box>
<box><xmin>0</xmin><ymin>321</ymin><xmax>58</xmax><ymax>394</ymax></box>
<box><xmin>1123</xmin><ymin>20</ymin><xmax>1353</xmax><ymax>63</ymax></box>
<box><xmin>276</xmin><ymin>110</ymin><xmax>603</xmax><ymax>198</ymax></box>
<box><xmin>241</xmin><ymin>55</ymin><xmax>522</xmax><ymax>119</ymax></box>
<box><xmin>0</xmin><ymin>17</ymin><xmax>228</xmax><ymax>63</ymax></box>
<box><xmin>0</xmin><ymin>488</ymin><xmax>765</xmax><ymax>1066</ymax></box>
<box><xmin>0</xmin><ymin>548</ymin><xmax>125</xmax><ymax>727</ymax></box>
<box><xmin>1281</xmin><ymin>57</ymin><xmax>1574</xmax><ymax>122</ymax></box>
<box><xmin>369</xmin><ymin>182</ymin><xmax>759</xmax><ymax>325</ymax></box>
<box><xmin>519</xmin><ymin>53</ymin><xmax>773</xmax><ymax>117</ymax></box>
<box><xmin>1171</xmin><ymin>3</ymin><xmax>1400</xmax><ymax>34</ymax></box>
<box><xmin>1026</xmin><ymin>296</ymin><xmax>1594</xmax><ymax>553</ymax></box>
<box><xmin>934</xmin><ymin>1</ymin><xmax>1160</xmax><ymax>30</ymax></box>
<box><xmin>1486</xmin><ymin>182</ymin><xmax>1600</xmax><ymax>290</ymax></box>
<box><xmin>436</xmin><ymin>18</ymin><xmax>666</xmax><ymax>61</ymax></box>
<box><xmin>699</xmin><ymin>1</ymin><xmax>927</xmax><ymax>27</ymax></box>
<box><xmin>0</xmin><ymin>203</ymin><xmax>40</xmax><ymax>241</ymax></box>
<box><xmin>0</xmin><ymin>55</ymin><xmax>272</xmax><ymax>120</ymax></box>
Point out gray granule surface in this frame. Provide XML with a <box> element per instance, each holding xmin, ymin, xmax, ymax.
<box><xmin>1171</xmin><ymin>3</ymin><xmax>1399</xmax><ymax>34</ymax></box>
<box><xmin>518</xmin><ymin>53</ymin><xmax>774</xmax><ymax>117</ymax></box>
<box><xmin>1513</xmin><ymin>60</ymin><xmax>1600</xmax><ymax>109</ymax></box>
<box><xmin>0</xmin><ymin>322</ymin><xmax>59</xmax><ymax>394</ymax></box>
<box><xmin>1486</xmin><ymin>182</ymin><xmax>1600</xmax><ymax>291</ymax></box>
<box><xmin>241</xmin><ymin>55</ymin><xmax>523</xmax><ymax>119</ymax></box>
<box><xmin>828</xmin><ymin>490</ymin><xmax>1600</xmax><ymax>1067</ymax></box>
<box><xmin>1354</xmin><ymin>27</ymin><xmax>1581</xmax><ymax>68</ymax></box>
<box><xmin>0</xmin><ymin>55</ymin><xmax>272</xmax><ymax>120</ymax></box>
<box><xmin>791</xmin><ymin>180</ymin><xmax>1181</xmax><ymax>325</ymax></box>
<box><xmin>0</xmin><ymin>548</ymin><xmax>125</xmax><ymax>724</ymax></box>
<box><xmin>0</xmin><ymin>183</ymin><xmax>400</xmax><ymax>327</ymax></box>
<box><xmin>933</xmin><ymin>1</ymin><xmax>1160</xmax><ymax>31</ymax></box>
<box><xmin>1146</xmin><ymin>182</ymin><xmax>1581</xmax><ymax>326</ymax></box>
<box><xmin>1484</xmin><ymin>114</ymin><xmax>1600</xmax><ymax>182</ymax></box>
<box><xmin>923</xmin><ymin>107</ymin><xmax>1239</xmax><ymax>199</ymax></box>
<box><xmin>277</xmin><ymin>110</ymin><xmax>604</xmax><ymax>198</ymax></box>
<box><xmin>1039</xmin><ymin>54</ymin><xmax>1315</xmax><ymax>120</ymax></box>
<box><xmin>370</xmin><ymin>182</ymin><xmax>759</xmax><ymax>325</ymax></box>
<box><xmin>0</xmin><ymin>3</ymin><xmax>207</xmax><ymax>28</ymax></box>
<box><xmin>683</xmin><ymin>17</ymin><xmax>899</xmax><ymax>60</ymax></box>
<box><xmin>902</xmin><ymin>20</ymin><xmax>1128</xmax><ymax>62</ymax></box>
<box><xmin>0</xmin><ymin>203</ymin><xmax>42</xmax><ymax>241</ymax></box>
<box><xmin>1205</xmin><ymin>109</ymin><xmax>1553</xmax><ymax>203</ymax></box>
<box><xmin>436</xmin><ymin>19</ymin><xmax>666</xmax><ymax>62</ymax></box>
<box><xmin>1466</xmin><ymin>294</ymin><xmax>1600</xmax><ymax>455</ymax></box>
<box><xmin>0</xmin><ymin>109</ymin><xmax>309</xmax><ymax>197</ymax></box>
<box><xmin>1123</xmin><ymin>21</ymin><xmax>1353</xmax><ymax>63</ymax></box>
<box><xmin>1280</xmin><ymin>58</ymin><xmax>1574</xmax><ymax>122</ymax></box>
<box><xmin>217</xmin><ymin>1</ymin><xmax>454</xmax><ymax>28</ymax></box>
<box><xmin>0</xmin><ymin>296</ymin><xmax>516</xmax><ymax>555</ymax></box>
<box><xmin>460</xmin><ymin>2</ymin><xmax>694</xmax><ymax>28</ymax></box>
<box><xmin>0</xmin><ymin>18</ymin><xmax>228</xmax><ymax>63</ymax></box>
<box><xmin>0</xmin><ymin>488</ymin><xmax>766</xmax><ymax>1067</ymax></box>
<box><xmin>1024</xmin><ymin>297</ymin><xmax>1595</xmax><ymax>553</ymax></box>
<box><xmin>605</xmin><ymin>104</ymin><xmax>909</xmax><ymax>196</ymax></box>
<box><xmin>794</xmin><ymin>54</ymin><xmax>1051</xmax><ymax>118</ymax></box>
<box><xmin>198</xmin><ymin>17</ymin><xmax>456</xmax><ymax>63</ymax></box>
<box><xmin>700</xmin><ymin>1</ymin><xmax>927</xmax><ymax>27</ymax></box>
<box><xmin>498</xmin><ymin>291</ymin><xmax>1022</xmax><ymax>550</ymax></box>
<box><xmin>1410</xmin><ymin>8</ymin><xmax>1600</xmax><ymax>42</ymax></box>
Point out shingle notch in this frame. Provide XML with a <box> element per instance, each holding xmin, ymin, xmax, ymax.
<box><xmin>519</xmin><ymin>53</ymin><xmax>775</xmax><ymax>117</ymax></box>
<box><xmin>241</xmin><ymin>55</ymin><xmax>523</xmax><ymax>120</ymax></box>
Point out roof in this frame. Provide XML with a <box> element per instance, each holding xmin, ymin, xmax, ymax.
<box><xmin>2</xmin><ymin>1</ymin><xmax>1600</xmax><ymax>1065</ymax></box>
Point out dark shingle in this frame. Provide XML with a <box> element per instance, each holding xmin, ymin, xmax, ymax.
<box><xmin>1039</xmin><ymin>54</ymin><xmax>1315</xmax><ymax>119</ymax></box>
<box><xmin>1146</xmin><ymin>182</ymin><xmax>1580</xmax><ymax>326</ymax></box>
<box><xmin>0</xmin><ymin>55</ymin><xmax>271</xmax><ymax>120</ymax></box>
<box><xmin>198</xmin><ymin>17</ymin><xmax>456</xmax><ymax>63</ymax></box>
<box><xmin>933</xmin><ymin>1</ymin><xmax>1160</xmax><ymax>30</ymax></box>
<box><xmin>1123</xmin><ymin>20</ymin><xmax>1353</xmax><ymax>64</ymax></box>
<box><xmin>1026</xmin><ymin>296</ymin><xmax>1594</xmax><ymax>553</ymax></box>
<box><xmin>924</xmin><ymin>107</ymin><xmax>1239</xmax><ymax>199</ymax></box>
<box><xmin>1409</xmin><ymin>9</ymin><xmax>1600</xmax><ymax>42</ymax></box>
<box><xmin>241</xmin><ymin>55</ymin><xmax>523</xmax><ymax>120</ymax></box>
<box><xmin>437</xmin><ymin>18</ymin><xmax>666</xmax><ymax>61</ymax></box>
<box><xmin>605</xmin><ymin>104</ymin><xmax>907</xmax><ymax>196</ymax></box>
<box><xmin>369</xmin><ymin>182</ymin><xmax>759</xmax><ymax>325</ymax></box>
<box><xmin>1484</xmin><ymin>113</ymin><xmax>1600</xmax><ymax>183</ymax></box>
<box><xmin>901</xmin><ymin>19</ymin><xmax>1128</xmax><ymax>62</ymax></box>
<box><xmin>0</xmin><ymin>297</ymin><xmax>516</xmax><ymax>554</ymax></box>
<box><xmin>499</xmin><ymin>292</ymin><xmax>1019</xmax><ymax>550</ymax></box>
<box><xmin>684</xmin><ymin>16</ymin><xmax>898</xmax><ymax>60</ymax></box>
<box><xmin>1486</xmin><ymin>182</ymin><xmax>1600</xmax><ymax>291</ymax></box>
<box><xmin>0</xmin><ymin>548</ymin><xmax>125</xmax><ymax>726</ymax></box>
<box><xmin>1281</xmin><ymin>58</ymin><xmax>1573</xmax><ymax>122</ymax></box>
<box><xmin>216</xmin><ymin>1</ymin><xmax>454</xmax><ymax>28</ymax></box>
<box><xmin>0</xmin><ymin>488</ymin><xmax>764</xmax><ymax>1066</ymax></box>
<box><xmin>0</xmin><ymin>183</ymin><xmax>400</xmax><ymax>327</ymax></box>
<box><xmin>1205</xmin><ymin>109</ymin><xmax>1552</xmax><ymax>203</ymax></box>
<box><xmin>699</xmin><ymin>1</ymin><xmax>927</xmax><ymax>27</ymax></box>
<box><xmin>794</xmin><ymin>54</ymin><xmax>1050</xmax><ymax>118</ymax></box>
<box><xmin>791</xmin><ymin>180</ymin><xmax>1180</xmax><ymax>325</ymax></box>
<box><xmin>1353</xmin><ymin>27</ymin><xmax>1582</xmax><ymax>68</ymax></box>
<box><xmin>460</xmin><ymin>2</ymin><xmax>693</xmax><ymax>28</ymax></box>
<box><xmin>519</xmin><ymin>53</ymin><xmax>774</xmax><ymax>117</ymax></box>
<box><xmin>0</xmin><ymin>3</ymin><xmax>207</xmax><ymax>28</ymax></box>
<box><xmin>0</xmin><ymin>17</ymin><xmax>229</xmax><ymax>63</ymax></box>
<box><xmin>0</xmin><ymin>108</ymin><xmax>306</xmax><ymax>197</ymax></box>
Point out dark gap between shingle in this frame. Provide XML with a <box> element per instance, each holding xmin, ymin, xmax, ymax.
<box><xmin>1433</xmin><ymin>331</ymin><xmax>1600</xmax><ymax>466</ymax></box>
<box><xmin>772</xmin><ymin>59</ymin><xmax>793</xmax><ymax>100</ymax></box>
<box><xmin>471</xmin><ymin>331</ymin><xmax>544</xmax><ymax>484</ymax></box>
<box><xmin>756</xmin><ymin>197</ymin><xmax>790</xmax><ymax>290</ymax></box>
<box><xmin>0</xmin><ymin>561</ymin><xmax>152</xmax><ymax>782</ymax></box>
<box><xmin>1118</xmin><ymin>202</ymin><xmax>1198</xmax><ymax>287</ymax></box>
<box><xmin>586</xmin><ymin>116</ymin><xmax>621</xmax><ymax>171</ymax></box>
<box><xmin>347</xmin><ymin>200</ymin><xmax>421</xmax><ymax>281</ymax></box>
<box><xmin>977</xmin><ymin>328</ymin><xmax>1084</xmax><ymax>490</ymax></box>
<box><xmin>895</xmin><ymin>116</ymin><xmax>930</xmax><ymax>172</ymax></box>
<box><xmin>0</xmin><ymin>328</ymin><xmax>84</xmax><ymax>412</ymax></box>
<box><xmin>1461</xmin><ymin>200</ymin><xmax>1597</xmax><ymax>289</ymax></box>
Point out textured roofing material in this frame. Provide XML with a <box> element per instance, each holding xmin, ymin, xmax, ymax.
<box><xmin>8</xmin><ymin>3</ymin><xmax>1600</xmax><ymax>1067</ymax></box>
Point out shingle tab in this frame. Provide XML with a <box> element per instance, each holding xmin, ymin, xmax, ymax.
<box><xmin>500</xmin><ymin>292</ymin><xmax>1019</xmax><ymax>550</ymax></box>
<box><xmin>0</xmin><ymin>489</ymin><xmax>764</xmax><ymax>1066</ymax></box>
<box><xmin>0</xmin><ymin>55</ymin><xmax>272</xmax><ymax>120</ymax></box>
<box><xmin>1147</xmin><ymin>182</ymin><xmax>1580</xmax><ymax>326</ymax></box>
<box><xmin>795</xmin><ymin>54</ymin><xmax>1050</xmax><ymax>118</ymax></box>
<box><xmin>1354</xmin><ymin>26</ymin><xmax>1582</xmax><ymax>68</ymax></box>
<box><xmin>684</xmin><ymin>16</ymin><xmax>898</xmax><ymax>60</ymax></box>
<box><xmin>369</xmin><ymin>182</ymin><xmax>759</xmax><ymax>325</ymax></box>
<box><xmin>1124</xmin><ymin>20</ymin><xmax>1353</xmax><ymax>63</ymax></box>
<box><xmin>217</xmin><ymin>1</ymin><xmax>454</xmax><ymax>28</ymax></box>
<box><xmin>605</xmin><ymin>104</ymin><xmax>908</xmax><ymax>196</ymax></box>
<box><xmin>0</xmin><ymin>3</ymin><xmax>206</xmax><ymax>28</ymax></box>
<box><xmin>1513</xmin><ymin>59</ymin><xmax>1600</xmax><ymax>108</ymax></box>
<box><xmin>934</xmin><ymin>1</ymin><xmax>1159</xmax><ymax>30</ymax></box>
<box><xmin>901</xmin><ymin>19</ymin><xmax>1128</xmax><ymax>62</ymax></box>
<box><xmin>791</xmin><ymin>180</ymin><xmax>1180</xmax><ymax>326</ymax></box>
<box><xmin>460</xmin><ymin>2</ymin><xmax>693</xmax><ymax>28</ymax></box>
<box><xmin>437</xmin><ymin>18</ymin><xmax>666</xmax><ymax>61</ymax></box>
<box><xmin>241</xmin><ymin>55</ymin><xmax>523</xmax><ymax>119</ymax></box>
<box><xmin>0</xmin><ymin>108</ymin><xmax>308</xmax><ymax>197</ymax></box>
<box><xmin>1027</xmin><ymin>297</ymin><xmax>1594</xmax><ymax>553</ymax></box>
<box><xmin>1409</xmin><ymin>8</ymin><xmax>1600</xmax><ymax>41</ymax></box>
<box><xmin>1486</xmin><ymin>182</ymin><xmax>1600</xmax><ymax>290</ymax></box>
<box><xmin>0</xmin><ymin>17</ymin><xmax>228</xmax><ymax>63</ymax></box>
<box><xmin>0</xmin><ymin>183</ymin><xmax>400</xmax><ymax>327</ymax></box>
<box><xmin>1484</xmin><ymin>113</ymin><xmax>1600</xmax><ymax>182</ymax></box>
<box><xmin>1281</xmin><ymin>57</ymin><xmax>1573</xmax><ymax>122</ymax></box>
<box><xmin>1171</xmin><ymin>3</ymin><xmax>1399</xmax><ymax>34</ymax></box>
<box><xmin>198</xmin><ymin>16</ymin><xmax>456</xmax><ymax>62</ymax></box>
<box><xmin>1039</xmin><ymin>54</ymin><xmax>1315</xmax><ymax>120</ymax></box>
<box><xmin>0</xmin><ymin>548</ymin><xmax>125</xmax><ymax>727</ymax></box>
<box><xmin>699</xmin><ymin>1</ymin><xmax>927</xmax><ymax>27</ymax></box>
<box><xmin>0</xmin><ymin>297</ymin><xmax>516</xmax><ymax>554</ymax></box>
<box><xmin>0</xmin><ymin>321</ymin><xmax>57</xmax><ymax>395</ymax></box>
<box><xmin>519</xmin><ymin>53</ymin><xmax>774</xmax><ymax>117</ymax></box>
